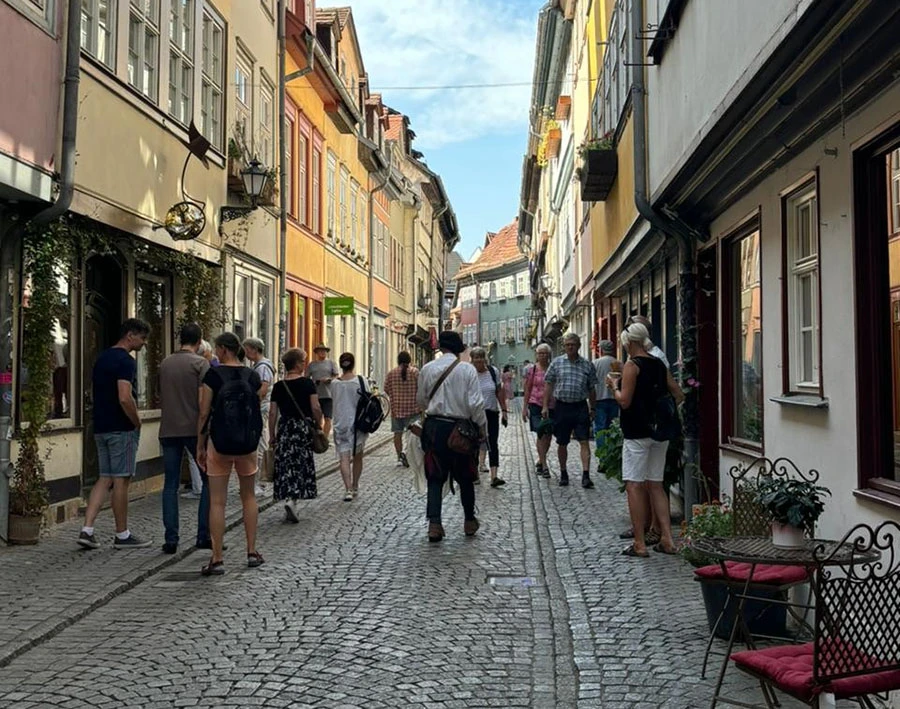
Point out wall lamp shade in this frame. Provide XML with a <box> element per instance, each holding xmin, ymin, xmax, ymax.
<box><xmin>241</xmin><ymin>159</ymin><xmax>270</xmax><ymax>206</ymax></box>
<box><xmin>418</xmin><ymin>294</ymin><xmax>433</xmax><ymax>310</ymax></box>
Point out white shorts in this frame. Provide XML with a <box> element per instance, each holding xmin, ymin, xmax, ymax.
<box><xmin>622</xmin><ymin>438</ymin><xmax>669</xmax><ymax>483</ymax></box>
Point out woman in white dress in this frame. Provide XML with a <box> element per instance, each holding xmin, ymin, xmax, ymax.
<box><xmin>331</xmin><ymin>352</ymin><xmax>368</xmax><ymax>501</ymax></box>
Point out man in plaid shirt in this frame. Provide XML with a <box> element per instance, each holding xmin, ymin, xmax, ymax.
<box><xmin>542</xmin><ymin>332</ymin><xmax>596</xmax><ymax>489</ymax></box>
<box><xmin>383</xmin><ymin>351</ymin><xmax>420</xmax><ymax>467</ymax></box>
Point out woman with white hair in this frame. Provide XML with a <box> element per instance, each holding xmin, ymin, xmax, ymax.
<box><xmin>607</xmin><ymin>322</ymin><xmax>683</xmax><ymax>557</ymax></box>
<box><xmin>523</xmin><ymin>343</ymin><xmax>554</xmax><ymax>477</ymax></box>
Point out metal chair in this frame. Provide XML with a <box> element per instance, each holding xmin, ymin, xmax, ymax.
<box><xmin>696</xmin><ymin>457</ymin><xmax>817</xmax><ymax>678</ymax></box>
<box><xmin>732</xmin><ymin>520</ymin><xmax>900</xmax><ymax>708</ymax></box>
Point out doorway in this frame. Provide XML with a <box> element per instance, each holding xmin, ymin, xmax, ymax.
<box><xmin>82</xmin><ymin>254</ymin><xmax>124</xmax><ymax>491</ymax></box>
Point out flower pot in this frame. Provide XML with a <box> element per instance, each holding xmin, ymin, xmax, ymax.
<box><xmin>772</xmin><ymin>522</ymin><xmax>806</xmax><ymax>548</ymax></box>
<box><xmin>698</xmin><ymin>578</ymin><xmax>789</xmax><ymax>640</ymax></box>
<box><xmin>580</xmin><ymin>149</ymin><xmax>618</xmax><ymax>201</ymax></box>
<box><xmin>8</xmin><ymin>513</ymin><xmax>42</xmax><ymax>545</ymax></box>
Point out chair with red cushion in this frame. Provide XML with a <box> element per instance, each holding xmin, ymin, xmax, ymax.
<box><xmin>731</xmin><ymin>521</ymin><xmax>900</xmax><ymax>708</ymax></box>
<box><xmin>697</xmin><ymin>457</ymin><xmax>818</xmax><ymax>678</ymax></box>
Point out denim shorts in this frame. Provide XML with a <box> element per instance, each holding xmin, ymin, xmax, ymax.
<box><xmin>391</xmin><ymin>415</ymin><xmax>416</xmax><ymax>433</ymax></box>
<box><xmin>94</xmin><ymin>430</ymin><xmax>140</xmax><ymax>478</ymax></box>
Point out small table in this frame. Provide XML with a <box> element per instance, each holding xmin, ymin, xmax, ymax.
<box><xmin>690</xmin><ymin>536</ymin><xmax>881</xmax><ymax>709</ymax></box>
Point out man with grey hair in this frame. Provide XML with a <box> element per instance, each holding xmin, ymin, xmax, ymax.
<box><xmin>243</xmin><ymin>337</ymin><xmax>275</xmax><ymax>496</ymax></box>
<box><xmin>592</xmin><ymin>339</ymin><xmax>621</xmax><ymax>469</ymax></box>
<box><xmin>542</xmin><ymin>332</ymin><xmax>597</xmax><ymax>488</ymax></box>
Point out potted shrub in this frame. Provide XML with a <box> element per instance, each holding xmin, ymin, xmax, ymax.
<box><xmin>754</xmin><ymin>477</ymin><xmax>831</xmax><ymax>548</ymax></box>
<box><xmin>8</xmin><ymin>426</ymin><xmax>49</xmax><ymax>544</ymax></box>
<box><xmin>578</xmin><ymin>132</ymin><xmax>618</xmax><ymax>202</ymax></box>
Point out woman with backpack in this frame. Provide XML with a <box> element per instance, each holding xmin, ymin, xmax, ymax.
<box><xmin>470</xmin><ymin>347</ymin><xmax>507</xmax><ymax>488</ymax></box>
<box><xmin>331</xmin><ymin>352</ymin><xmax>369</xmax><ymax>501</ymax></box>
<box><xmin>196</xmin><ymin>332</ymin><xmax>265</xmax><ymax>575</ymax></box>
<box><xmin>269</xmin><ymin>348</ymin><xmax>323</xmax><ymax>523</ymax></box>
<box><xmin>607</xmin><ymin>322</ymin><xmax>683</xmax><ymax>558</ymax></box>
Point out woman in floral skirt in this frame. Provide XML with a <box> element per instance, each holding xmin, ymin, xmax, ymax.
<box><xmin>269</xmin><ymin>348</ymin><xmax>323</xmax><ymax>523</ymax></box>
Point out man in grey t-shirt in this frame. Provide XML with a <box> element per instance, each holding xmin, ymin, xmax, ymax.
<box><xmin>592</xmin><ymin>340</ymin><xmax>621</xmax><ymax>468</ymax></box>
<box><xmin>307</xmin><ymin>343</ymin><xmax>338</xmax><ymax>437</ymax></box>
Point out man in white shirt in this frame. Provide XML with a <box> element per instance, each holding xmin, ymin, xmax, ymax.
<box><xmin>417</xmin><ymin>331</ymin><xmax>487</xmax><ymax>543</ymax></box>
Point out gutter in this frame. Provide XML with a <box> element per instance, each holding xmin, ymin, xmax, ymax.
<box><xmin>311</xmin><ymin>40</ymin><xmax>362</xmax><ymax>126</ymax></box>
<box><xmin>367</xmin><ymin>151</ymin><xmax>393</xmax><ymax>381</ymax></box>
<box><xmin>278</xmin><ymin>0</ymin><xmax>288</xmax><ymax>361</ymax></box>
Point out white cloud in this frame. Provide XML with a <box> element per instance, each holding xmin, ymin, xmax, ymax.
<box><xmin>344</xmin><ymin>0</ymin><xmax>539</xmax><ymax>149</ymax></box>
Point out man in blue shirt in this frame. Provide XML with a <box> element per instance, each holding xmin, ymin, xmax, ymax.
<box><xmin>77</xmin><ymin>319</ymin><xmax>153</xmax><ymax>550</ymax></box>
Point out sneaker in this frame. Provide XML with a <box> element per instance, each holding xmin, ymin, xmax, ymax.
<box><xmin>464</xmin><ymin>518</ymin><xmax>480</xmax><ymax>537</ymax></box>
<box><xmin>581</xmin><ymin>473</ymin><xmax>595</xmax><ymax>489</ymax></box>
<box><xmin>428</xmin><ymin>522</ymin><xmax>445</xmax><ymax>543</ymax></box>
<box><xmin>284</xmin><ymin>502</ymin><xmax>299</xmax><ymax>524</ymax></box>
<box><xmin>559</xmin><ymin>473</ymin><xmax>570</xmax><ymax>487</ymax></box>
<box><xmin>77</xmin><ymin>531</ymin><xmax>99</xmax><ymax>550</ymax></box>
<box><xmin>399</xmin><ymin>452</ymin><xmax>409</xmax><ymax>468</ymax></box>
<box><xmin>490</xmin><ymin>478</ymin><xmax>507</xmax><ymax>488</ymax></box>
<box><xmin>113</xmin><ymin>534</ymin><xmax>152</xmax><ymax>549</ymax></box>
<box><xmin>541</xmin><ymin>467</ymin><xmax>552</xmax><ymax>479</ymax></box>
<box><xmin>535</xmin><ymin>463</ymin><xmax>544</xmax><ymax>476</ymax></box>
<box><xmin>181</xmin><ymin>490</ymin><xmax>202</xmax><ymax>500</ymax></box>
<box><xmin>343</xmin><ymin>490</ymin><xmax>353</xmax><ymax>502</ymax></box>
<box><xmin>161</xmin><ymin>543</ymin><xmax>178</xmax><ymax>554</ymax></box>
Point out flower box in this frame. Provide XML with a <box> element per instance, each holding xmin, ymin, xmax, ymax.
<box><xmin>555</xmin><ymin>95</ymin><xmax>571</xmax><ymax>121</ymax></box>
<box><xmin>546</xmin><ymin>128</ymin><xmax>562</xmax><ymax>159</ymax></box>
<box><xmin>227</xmin><ymin>156</ymin><xmax>245</xmax><ymax>192</ymax></box>
<box><xmin>580</xmin><ymin>148</ymin><xmax>618</xmax><ymax>201</ymax></box>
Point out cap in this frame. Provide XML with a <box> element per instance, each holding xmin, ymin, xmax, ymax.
<box><xmin>438</xmin><ymin>330</ymin><xmax>465</xmax><ymax>354</ymax></box>
<box><xmin>313</xmin><ymin>343</ymin><xmax>330</xmax><ymax>352</ymax></box>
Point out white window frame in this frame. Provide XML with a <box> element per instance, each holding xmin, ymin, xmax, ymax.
<box><xmin>234</xmin><ymin>52</ymin><xmax>253</xmax><ymax>144</ymax></box>
<box><xmin>81</xmin><ymin>0</ymin><xmax>116</xmax><ymax>68</ymax></box>
<box><xmin>200</xmin><ymin>5</ymin><xmax>224</xmax><ymax>148</ymax></box>
<box><xmin>890</xmin><ymin>149</ymin><xmax>900</xmax><ymax>234</ymax></box>
<box><xmin>350</xmin><ymin>181</ymin><xmax>359</xmax><ymax>253</ymax></box>
<box><xmin>359</xmin><ymin>189</ymin><xmax>368</xmax><ymax>260</ymax></box>
<box><xmin>785</xmin><ymin>181</ymin><xmax>821</xmax><ymax>392</ymax></box>
<box><xmin>499</xmin><ymin>320</ymin><xmax>507</xmax><ymax>342</ymax></box>
<box><xmin>128</xmin><ymin>0</ymin><xmax>160</xmax><ymax>100</ymax></box>
<box><xmin>339</xmin><ymin>166</ymin><xmax>349</xmax><ymax>247</ymax></box>
<box><xmin>326</xmin><ymin>152</ymin><xmax>337</xmax><ymax>241</ymax></box>
<box><xmin>168</xmin><ymin>0</ymin><xmax>195</xmax><ymax>124</ymax></box>
<box><xmin>259</xmin><ymin>74</ymin><xmax>275</xmax><ymax>168</ymax></box>
<box><xmin>233</xmin><ymin>264</ymin><xmax>276</xmax><ymax>358</ymax></box>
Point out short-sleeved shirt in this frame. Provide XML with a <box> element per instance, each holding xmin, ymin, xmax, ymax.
<box><xmin>252</xmin><ymin>358</ymin><xmax>276</xmax><ymax>411</ymax></box>
<box><xmin>92</xmin><ymin>347</ymin><xmax>137</xmax><ymax>434</ymax></box>
<box><xmin>271</xmin><ymin>378</ymin><xmax>316</xmax><ymax>420</ymax></box>
<box><xmin>592</xmin><ymin>355</ymin><xmax>617</xmax><ymax>401</ymax></box>
<box><xmin>202</xmin><ymin>365</ymin><xmax>262</xmax><ymax>410</ymax></box>
<box><xmin>307</xmin><ymin>359</ymin><xmax>338</xmax><ymax>400</ymax></box>
<box><xmin>383</xmin><ymin>365</ymin><xmax>419</xmax><ymax>419</ymax></box>
<box><xmin>525</xmin><ymin>364</ymin><xmax>553</xmax><ymax>407</ymax></box>
<box><xmin>477</xmin><ymin>366</ymin><xmax>501</xmax><ymax>412</ymax></box>
<box><xmin>545</xmin><ymin>355</ymin><xmax>595</xmax><ymax>404</ymax></box>
<box><xmin>159</xmin><ymin>350</ymin><xmax>210</xmax><ymax>438</ymax></box>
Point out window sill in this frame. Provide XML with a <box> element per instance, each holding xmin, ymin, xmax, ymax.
<box><xmin>770</xmin><ymin>394</ymin><xmax>829</xmax><ymax>409</ymax></box>
<box><xmin>719</xmin><ymin>441</ymin><xmax>764</xmax><ymax>458</ymax></box>
<box><xmin>853</xmin><ymin>485</ymin><xmax>900</xmax><ymax>512</ymax></box>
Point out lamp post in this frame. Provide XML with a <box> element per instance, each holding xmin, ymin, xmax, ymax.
<box><xmin>220</xmin><ymin>158</ymin><xmax>271</xmax><ymax>222</ymax></box>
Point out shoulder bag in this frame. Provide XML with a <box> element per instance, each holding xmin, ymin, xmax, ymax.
<box><xmin>282</xmin><ymin>380</ymin><xmax>329</xmax><ymax>454</ymax></box>
<box><xmin>428</xmin><ymin>360</ymin><xmax>482</xmax><ymax>457</ymax></box>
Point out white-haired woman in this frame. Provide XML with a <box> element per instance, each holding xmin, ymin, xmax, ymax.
<box><xmin>523</xmin><ymin>343</ymin><xmax>554</xmax><ymax>477</ymax></box>
<box><xmin>608</xmin><ymin>322</ymin><xmax>683</xmax><ymax>557</ymax></box>
<box><xmin>470</xmin><ymin>346</ymin><xmax>507</xmax><ymax>487</ymax></box>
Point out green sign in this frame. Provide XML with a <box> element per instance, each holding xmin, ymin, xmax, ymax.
<box><xmin>324</xmin><ymin>296</ymin><xmax>355</xmax><ymax>316</ymax></box>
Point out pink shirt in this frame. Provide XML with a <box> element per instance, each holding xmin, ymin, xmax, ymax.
<box><xmin>525</xmin><ymin>364</ymin><xmax>554</xmax><ymax>407</ymax></box>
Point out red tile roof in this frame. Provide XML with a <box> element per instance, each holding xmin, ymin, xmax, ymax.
<box><xmin>455</xmin><ymin>218</ymin><xmax>524</xmax><ymax>280</ymax></box>
<box><xmin>385</xmin><ymin>114</ymin><xmax>405</xmax><ymax>141</ymax></box>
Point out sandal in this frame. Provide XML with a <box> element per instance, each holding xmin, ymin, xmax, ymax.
<box><xmin>201</xmin><ymin>560</ymin><xmax>225</xmax><ymax>576</ymax></box>
<box><xmin>618</xmin><ymin>527</ymin><xmax>635</xmax><ymax>539</ymax></box>
<box><xmin>247</xmin><ymin>551</ymin><xmax>265</xmax><ymax>568</ymax></box>
<box><xmin>645</xmin><ymin>530</ymin><xmax>662</xmax><ymax>546</ymax></box>
<box><xmin>653</xmin><ymin>542</ymin><xmax>679</xmax><ymax>555</ymax></box>
<box><xmin>621</xmin><ymin>544</ymin><xmax>650</xmax><ymax>558</ymax></box>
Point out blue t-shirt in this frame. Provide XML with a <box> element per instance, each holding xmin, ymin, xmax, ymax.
<box><xmin>93</xmin><ymin>347</ymin><xmax>137</xmax><ymax>434</ymax></box>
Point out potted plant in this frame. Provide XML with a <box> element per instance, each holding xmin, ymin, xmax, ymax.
<box><xmin>8</xmin><ymin>426</ymin><xmax>49</xmax><ymax>544</ymax></box>
<box><xmin>754</xmin><ymin>477</ymin><xmax>831</xmax><ymax>548</ymax></box>
<box><xmin>578</xmin><ymin>132</ymin><xmax>618</xmax><ymax>201</ymax></box>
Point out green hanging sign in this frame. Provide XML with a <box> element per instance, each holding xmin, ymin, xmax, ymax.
<box><xmin>324</xmin><ymin>296</ymin><xmax>355</xmax><ymax>316</ymax></box>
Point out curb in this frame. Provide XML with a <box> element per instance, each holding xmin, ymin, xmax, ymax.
<box><xmin>0</xmin><ymin>436</ymin><xmax>392</xmax><ymax>669</ymax></box>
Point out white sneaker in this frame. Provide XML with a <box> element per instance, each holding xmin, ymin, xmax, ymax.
<box><xmin>181</xmin><ymin>490</ymin><xmax>202</xmax><ymax>499</ymax></box>
<box><xmin>343</xmin><ymin>490</ymin><xmax>353</xmax><ymax>502</ymax></box>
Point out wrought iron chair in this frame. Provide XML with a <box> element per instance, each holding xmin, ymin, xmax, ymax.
<box><xmin>731</xmin><ymin>520</ymin><xmax>900</xmax><ymax>708</ymax></box>
<box><xmin>696</xmin><ymin>457</ymin><xmax>817</xmax><ymax>678</ymax></box>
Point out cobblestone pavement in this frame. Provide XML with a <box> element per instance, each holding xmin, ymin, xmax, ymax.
<box><xmin>0</xmin><ymin>414</ymin><xmax>827</xmax><ymax>708</ymax></box>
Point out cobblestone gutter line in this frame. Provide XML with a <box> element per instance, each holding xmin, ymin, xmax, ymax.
<box><xmin>0</xmin><ymin>434</ymin><xmax>392</xmax><ymax>669</ymax></box>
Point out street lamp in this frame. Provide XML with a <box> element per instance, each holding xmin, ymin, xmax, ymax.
<box><xmin>417</xmin><ymin>293</ymin><xmax>433</xmax><ymax>312</ymax></box>
<box><xmin>221</xmin><ymin>157</ymin><xmax>271</xmax><ymax>222</ymax></box>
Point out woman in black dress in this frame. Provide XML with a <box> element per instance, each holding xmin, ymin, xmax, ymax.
<box><xmin>268</xmin><ymin>348</ymin><xmax>323</xmax><ymax>523</ymax></box>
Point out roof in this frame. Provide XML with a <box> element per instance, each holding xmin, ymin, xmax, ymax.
<box><xmin>385</xmin><ymin>114</ymin><xmax>405</xmax><ymax>141</ymax></box>
<box><xmin>455</xmin><ymin>218</ymin><xmax>524</xmax><ymax>280</ymax></box>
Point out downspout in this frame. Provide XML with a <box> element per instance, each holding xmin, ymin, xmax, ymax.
<box><xmin>630</xmin><ymin>0</ymin><xmax>701</xmax><ymax>520</ymax></box>
<box><xmin>409</xmin><ymin>206</ymin><xmax>419</xmax><ymax>364</ymax></box>
<box><xmin>277</xmin><ymin>0</ymin><xmax>287</xmax><ymax>363</ymax></box>
<box><xmin>429</xmin><ymin>203</ymin><xmax>449</xmax><ymax>345</ymax></box>
<box><xmin>367</xmin><ymin>155</ymin><xmax>393</xmax><ymax>382</ymax></box>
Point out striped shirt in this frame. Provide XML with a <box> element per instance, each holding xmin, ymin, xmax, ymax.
<box><xmin>545</xmin><ymin>354</ymin><xmax>595</xmax><ymax>403</ymax></box>
<box><xmin>477</xmin><ymin>366</ymin><xmax>501</xmax><ymax>412</ymax></box>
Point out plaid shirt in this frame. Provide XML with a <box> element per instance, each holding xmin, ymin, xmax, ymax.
<box><xmin>384</xmin><ymin>365</ymin><xmax>420</xmax><ymax>419</ymax></box>
<box><xmin>545</xmin><ymin>354</ymin><xmax>595</xmax><ymax>403</ymax></box>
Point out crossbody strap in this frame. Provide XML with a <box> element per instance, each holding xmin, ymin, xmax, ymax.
<box><xmin>281</xmin><ymin>380</ymin><xmax>306</xmax><ymax>419</ymax></box>
<box><xmin>428</xmin><ymin>359</ymin><xmax>460</xmax><ymax>401</ymax></box>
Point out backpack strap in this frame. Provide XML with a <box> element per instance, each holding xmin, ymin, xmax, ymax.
<box><xmin>428</xmin><ymin>359</ymin><xmax>460</xmax><ymax>400</ymax></box>
<box><xmin>488</xmin><ymin>365</ymin><xmax>500</xmax><ymax>392</ymax></box>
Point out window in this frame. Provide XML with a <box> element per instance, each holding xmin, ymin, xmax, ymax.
<box><xmin>135</xmin><ymin>273</ymin><xmax>170</xmax><ymax>410</ymax></box>
<box><xmin>725</xmin><ymin>226</ymin><xmax>763</xmax><ymax>447</ymax></box>
<box><xmin>490</xmin><ymin>321</ymin><xmax>498</xmax><ymax>343</ymax></box>
<box><xmin>233</xmin><ymin>267</ymin><xmax>275</xmax><ymax>355</ymax></box>
<box><xmin>339</xmin><ymin>167</ymin><xmax>349</xmax><ymax>246</ymax></box>
<box><xmin>8</xmin><ymin>0</ymin><xmax>55</xmax><ymax>30</ymax></box>
<box><xmin>482</xmin><ymin>322</ymin><xmax>490</xmax><ymax>344</ymax></box>
<box><xmin>298</xmin><ymin>131</ymin><xmax>308</xmax><ymax>224</ymax></box>
<box><xmin>235</xmin><ymin>55</ymin><xmax>252</xmax><ymax>141</ymax></box>
<box><xmin>81</xmin><ymin>0</ymin><xmax>115</xmax><ymax>68</ymax></box>
<box><xmin>200</xmin><ymin>8</ymin><xmax>224</xmax><ymax>148</ymax></box>
<box><xmin>258</xmin><ymin>281</ymin><xmax>271</xmax><ymax>352</ymax></box>
<box><xmin>517</xmin><ymin>317</ymin><xmax>526</xmax><ymax>343</ymax></box>
<box><xmin>233</xmin><ymin>273</ymin><xmax>248</xmax><ymax>340</ymax></box>
<box><xmin>312</xmin><ymin>147</ymin><xmax>321</xmax><ymax>235</ymax></box>
<box><xmin>168</xmin><ymin>0</ymin><xmax>194</xmax><ymax>124</ymax></box>
<box><xmin>128</xmin><ymin>0</ymin><xmax>159</xmax><ymax>100</ymax></box>
<box><xmin>259</xmin><ymin>76</ymin><xmax>275</xmax><ymax>167</ymax></box>
<box><xmin>326</xmin><ymin>152</ymin><xmax>337</xmax><ymax>241</ymax></box>
<box><xmin>508</xmin><ymin>318</ymin><xmax>516</xmax><ymax>341</ymax></box>
<box><xmin>598</xmin><ymin>0</ymin><xmax>631</xmax><ymax>135</ymax></box>
<box><xmin>516</xmin><ymin>271</ymin><xmax>528</xmax><ymax>297</ymax></box>
<box><xmin>359</xmin><ymin>189</ymin><xmax>367</xmax><ymax>260</ymax></box>
<box><xmin>350</xmin><ymin>182</ymin><xmax>359</xmax><ymax>252</ymax></box>
<box><xmin>312</xmin><ymin>299</ymin><xmax>323</xmax><ymax>347</ymax></box>
<box><xmin>285</xmin><ymin>116</ymin><xmax>295</xmax><ymax>217</ymax></box>
<box><xmin>890</xmin><ymin>149</ymin><xmax>900</xmax><ymax>236</ymax></box>
<box><xmin>783</xmin><ymin>180</ymin><xmax>820</xmax><ymax>392</ymax></box>
<box><xmin>499</xmin><ymin>320</ymin><xmax>507</xmax><ymax>342</ymax></box>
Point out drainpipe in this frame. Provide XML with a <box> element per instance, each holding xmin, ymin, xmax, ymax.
<box><xmin>630</xmin><ymin>0</ymin><xmax>703</xmax><ymax>520</ymax></box>
<box><xmin>277</xmin><ymin>0</ymin><xmax>287</xmax><ymax>363</ymax></box>
<box><xmin>367</xmin><ymin>155</ymin><xmax>393</xmax><ymax>382</ymax></box>
<box><xmin>429</xmin><ymin>203</ymin><xmax>449</xmax><ymax>342</ymax></box>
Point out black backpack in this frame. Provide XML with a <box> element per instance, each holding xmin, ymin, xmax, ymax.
<box><xmin>645</xmin><ymin>360</ymin><xmax>681</xmax><ymax>442</ymax></box>
<box><xmin>209</xmin><ymin>368</ymin><xmax>263</xmax><ymax>455</ymax></box>
<box><xmin>354</xmin><ymin>375</ymin><xmax>387</xmax><ymax>434</ymax></box>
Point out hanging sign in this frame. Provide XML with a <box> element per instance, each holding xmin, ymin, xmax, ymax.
<box><xmin>324</xmin><ymin>296</ymin><xmax>355</xmax><ymax>316</ymax></box>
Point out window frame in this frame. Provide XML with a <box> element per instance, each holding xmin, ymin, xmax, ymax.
<box><xmin>297</xmin><ymin>125</ymin><xmax>309</xmax><ymax>226</ymax></box>
<box><xmin>259</xmin><ymin>73</ymin><xmax>275</xmax><ymax>168</ymax></box>
<box><xmin>234</xmin><ymin>50</ymin><xmax>254</xmax><ymax>145</ymax></box>
<box><xmin>81</xmin><ymin>0</ymin><xmax>116</xmax><ymax>69</ymax></box>
<box><xmin>127</xmin><ymin>0</ymin><xmax>160</xmax><ymax>101</ymax></box>
<box><xmin>199</xmin><ymin>4</ymin><xmax>225</xmax><ymax>149</ymax></box>
<box><xmin>134</xmin><ymin>270</ymin><xmax>172</xmax><ymax>412</ymax></box>
<box><xmin>285</xmin><ymin>108</ymin><xmax>296</xmax><ymax>218</ymax></box>
<box><xmin>7</xmin><ymin>0</ymin><xmax>57</xmax><ymax>33</ymax></box>
<box><xmin>326</xmin><ymin>152</ymin><xmax>337</xmax><ymax>242</ymax></box>
<box><xmin>167</xmin><ymin>0</ymin><xmax>195</xmax><ymax>125</ymax></box>
<box><xmin>233</xmin><ymin>263</ymin><xmax>276</xmax><ymax>357</ymax></box>
<box><xmin>311</xmin><ymin>142</ymin><xmax>322</xmax><ymax>236</ymax></box>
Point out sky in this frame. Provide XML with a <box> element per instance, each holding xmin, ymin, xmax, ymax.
<box><xmin>346</xmin><ymin>0</ymin><xmax>546</xmax><ymax>261</ymax></box>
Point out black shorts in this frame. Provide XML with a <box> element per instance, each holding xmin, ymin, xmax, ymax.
<box><xmin>320</xmin><ymin>398</ymin><xmax>334</xmax><ymax>419</ymax></box>
<box><xmin>553</xmin><ymin>401</ymin><xmax>591</xmax><ymax>445</ymax></box>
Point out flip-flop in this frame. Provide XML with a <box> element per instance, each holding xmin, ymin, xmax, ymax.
<box><xmin>201</xmin><ymin>560</ymin><xmax>225</xmax><ymax>576</ymax></box>
<box><xmin>621</xmin><ymin>544</ymin><xmax>650</xmax><ymax>558</ymax></box>
<box><xmin>653</xmin><ymin>543</ymin><xmax>679</xmax><ymax>555</ymax></box>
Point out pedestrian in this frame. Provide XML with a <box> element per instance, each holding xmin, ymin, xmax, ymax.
<box><xmin>331</xmin><ymin>352</ymin><xmax>368</xmax><ymax>501</ymax></box>
<box><xmin>383</xmin><ymin>351</ymin><xmax>419</xmax><ymax>468</ymax></box>
<box><xmin>470</xmin><ymin>346</ymin><xmax>507</xmax><ymax>487</ymax></box>
<box><xmin>541</xmin><ymin>332</ymin><xmax>597</xmax><ymax>489</ymax></box>
<box><xmin>308</xmin><ymin>343</ymin><xmax>339</xmax><ymax>439</ymax></box>
<box><xmin>502</xmin><ymin>365</ymin><xmax>516</xmax><ymax>409</ymax></box>
<box><xmin>608</xmin><ymin>322</ymin><xmax>683</xmax><ymax>557</ymax></box>
<box><xmin>158</xmin><ymin>322</ymin><xmax>211</xmax><ymax>554</ymax></box>
<box><xmin>417</xmin><ymin>331</ymin><xmax>486</xmax><ymax>542</ymax></box>
<box><xmin>269</xmin><ymin>347</ymin><xmax>322</xmax><ymax>523</ymax></box>
<box><xmin>196</xmin><ymin>332</ymin><xmax>265</xmax><ymax>575</ymax></box>
<box><xmin>592</xmin><ymin>339</ymin><xmax>622</xmax><ymax>470</ymax></box>
<box><xmin>198</xmin><ymin>339</ymin><xmax>219</xmax><ymax>367</ymax></box>
<box><xmin>77</xmin><ymin>318</ymin><xmax>153</xmax><ymax>550</ymax></box>
<box><xmin>242</xmin><ymin>338</ymin><xmax>275</xmax><ymax>496</ymax></box>
<box><xmin>523</xmin><ymin>343</ymin><xmax>554</xmax><ymax>478</ymax></box>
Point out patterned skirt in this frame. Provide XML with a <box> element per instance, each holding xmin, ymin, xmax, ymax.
<box><xmin>273</xmin><ymin>417</ymin><xmax>317</xmax><ymax>501</ymax></box>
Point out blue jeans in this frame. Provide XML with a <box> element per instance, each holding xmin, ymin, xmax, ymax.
<box><xmin>594</xmin><ymin>399</ymin><xmax>620</xmax><ymax>449</ymax></box>
<box><xmin>160</xmin><ymin>436</ymin><xmax>208</xmax><ymax>546</ymax></box>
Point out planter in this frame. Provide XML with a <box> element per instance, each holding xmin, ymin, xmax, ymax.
<box><xmin>227</xmin><ymin>155</ymin><xmax>245</xmax><ymax>192</ymax></box>
<box><xmin>772</xmin><ymin>522</ymin><xmax>806</xmax><ymax>549</ymax></box>
<box><xmin>580</xmin><ymin>149</ymin><xmax>618</xmax><ymax>202</ymax></box>
<box><xmin>8</xmin><ymin>513</ymin><xmax>42</xmax><ymax>545</ymax></box>
<box><xmin>555</xmin><ymin>95</ymin><xmax>571</xmax><ymax>120</ymax></box>
<box><xmin>698</xmin><ymin>578</ymin><xmax>789</xmax><ymax>640</ymax></box>
<box><xmin>546</xmin><ymin>128</ymin><xmax>561</xmax><ymax>158</ymax></box>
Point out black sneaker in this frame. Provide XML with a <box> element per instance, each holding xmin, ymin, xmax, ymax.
<box><xmin>113</xmin><ymin>534</ymin><xmax>152</xmax><ymax>549</ymax></box>
<box><xmin>490</xmin><ymin>478</ymin><xmax>507</xmax><ymax>488</ymax></box>
<box><xmin>161</xmin><ymin>543</ymin><xmax>178</xmax><ymax>554</ymax></box>
<box><xmin>535</xmin><ymin>463</ymin><xmax>543</xmax><ymax>475</ymax></box>
<box><xmin>77</xmin><ymin>531</ymin><xmax>99</xmax><ymax>550</ymax></box>
<box><xmin>196</xmin><ymin>540</ymin><xmax>228</xmax><ymax>551</ymax></box>
<box><xmin>582</xmin><ymin>473</ymin><xmax>595</xmax><ymax>489</ymax></box>
<box><xmin>559</xmin><ymin>473</ymin><xmax>570</xmax><ymax>487</ymax></box>
<box><xmin>541</xmin><ymin>467</ymin><xmax>551</xmax><ymax>479</ymax></box>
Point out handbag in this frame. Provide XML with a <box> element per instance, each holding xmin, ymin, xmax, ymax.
<box><xmin>427</xmin><ymin>360</ymin><xmax>482</xmax><ymax>457</ymax></box>
<box><xmin>282</xmin><ymin>380</ymin><xmax>329</xmax><ymax>454</ymax></box>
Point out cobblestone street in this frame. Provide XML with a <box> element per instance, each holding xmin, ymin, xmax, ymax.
<box><xmin>0</xmin><ymin>417</ymin><xmax>809</xmax><ymax>708</ymax></box>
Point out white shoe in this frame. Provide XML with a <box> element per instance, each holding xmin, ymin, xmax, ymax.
<box><xmin>181</xmin><ymin>490</ymin><xmax>202</xmax><ymax>499</ymax></box>
<box><xmin>343</xmin><ymin>490</ymin><xmax>353</xmax><ymax>502</ymax></box>
<box><xmin>254</xmin><ymin>485</ymin><xmax>265</xmax><ymax>496</ymax></box>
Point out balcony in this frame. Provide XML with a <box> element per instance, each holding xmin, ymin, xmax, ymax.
<box><xmin>579</xmin><ymin>148</ymin><xmax>618</xmax><ymax>202</ymax></box>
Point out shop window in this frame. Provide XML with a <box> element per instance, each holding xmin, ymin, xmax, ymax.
<box><xmin>233</xmin><ymin>267</ymin><xmax>275</xmax><ymax>356</ymax></box>
<box><xmin>135</xmin><ymin>273</ymin><xmax>170</xmax><ymax>410</ymax></box>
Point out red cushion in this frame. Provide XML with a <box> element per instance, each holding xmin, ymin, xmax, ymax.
<box><xmin>693</xmin><ymin>560</ymin><xmax>808</xmax><ymax>585</ymax></box>
<box><xmin>732</xmin><ymin>642</ymin><xmax>900</xmax><ymax>701</ymax></box>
